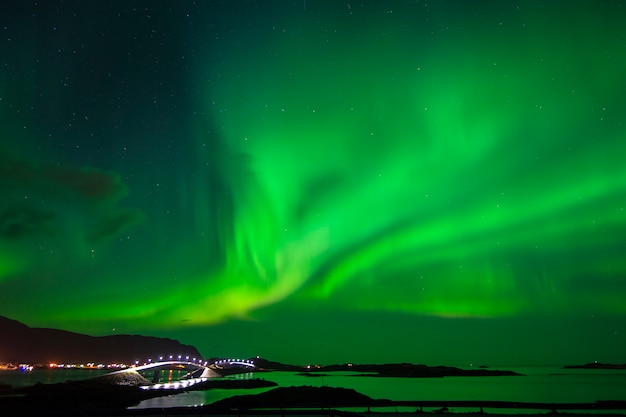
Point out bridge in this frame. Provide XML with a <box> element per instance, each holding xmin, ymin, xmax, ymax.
<box><xmin>102</xmin><ymin>359</ymin><xmax>256</xmax><ymax>390</ymax></box>
<box><xmin>213</xmin><ymin>358</ymin><xmax>256</xmax><ymax>369</ymax></box>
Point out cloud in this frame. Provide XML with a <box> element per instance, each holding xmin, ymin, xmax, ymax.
<box><xmin>0</xmin><ymin>156</ymin><xmax>144</xmax><ymax>244</ymax></box>
<box><xmin>0</xmin><ymin>205</ymin><xmax>56</xmax><ymax>240</ymax></box>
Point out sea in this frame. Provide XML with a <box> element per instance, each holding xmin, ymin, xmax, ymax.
<box><xmin>2</xmin><ymin>366</ymin><xmax>625</xmax><ymax>413</ymax></box>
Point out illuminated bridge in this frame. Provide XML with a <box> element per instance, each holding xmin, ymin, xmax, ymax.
<box><xmin>213</xmin><ymin>358</ymin><xmax>256</xmax><ymax>369</ymax></box>
<box><xmin>102</xmin><ymin>359</ymin><xmax>256</xmax><ymax>390</ymax></box>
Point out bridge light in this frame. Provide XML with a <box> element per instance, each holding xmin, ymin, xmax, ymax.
<box><xmin>159</xmin><ymin>356</ymin><xmax>163</xmax><ymax>361</ymax></box>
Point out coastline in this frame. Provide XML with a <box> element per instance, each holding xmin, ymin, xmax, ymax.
<box><xmin>3</xmin><ymin>388</ymin><xmax>626</xmax><ymax>416</ymax></box>
<box><xmin>73</xmin><ymin>408</ymin><xmax>626</xmax><ymax>417</ymax></box>
<box><xmin>3</xmin><ymin>366</ymin><xmax>626</xmax><ymax>416</ymax></box>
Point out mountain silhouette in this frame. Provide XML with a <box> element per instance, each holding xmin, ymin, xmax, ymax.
<box><xmin>0</xmin><ymin>316</ymin><xmax>202</xmax><ymax>364</ymax></box>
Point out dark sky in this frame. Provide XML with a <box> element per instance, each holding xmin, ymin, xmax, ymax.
<box><xmin>1</xmin><ymin>0</ymin><xmax>625</xmax><ymax>366</ymax></box>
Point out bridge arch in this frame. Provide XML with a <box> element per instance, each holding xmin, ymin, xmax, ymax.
<box><xmin>213</xmin><ymin>359</ymin><xmax>256</xmax><ymax>369</ymax></box>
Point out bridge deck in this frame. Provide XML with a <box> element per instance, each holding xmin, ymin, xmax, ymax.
<box><xmin>139</xmin><ymin>377</ymin><xmax>209</xmax><ymax>390</ymax></box>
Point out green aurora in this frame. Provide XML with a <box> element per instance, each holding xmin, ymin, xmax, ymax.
<box><xmin>1</xmin><ymin>1</ymin><xmax>625</xmax><ymax>365</ymax></box>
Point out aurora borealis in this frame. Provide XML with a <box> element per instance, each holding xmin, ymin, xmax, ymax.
<box><xmin>1</xmin><ymin>1</ymin><xmax>625</xmax><ymax>366</ymax></box>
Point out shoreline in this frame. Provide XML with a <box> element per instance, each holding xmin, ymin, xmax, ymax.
<box><xmin>3</xmin><ymin>376</ymin><xmax>626</xmax><ymax>416</ymax></box>
<box><xmin>94</xmin><ymin>408</ymin><xmax>626</xmax><ymax>417</ymax></box>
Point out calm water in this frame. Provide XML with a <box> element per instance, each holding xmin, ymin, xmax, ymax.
<box><xmin>3</xmin><ymin>366</ymin><xmax>626</xmax><ymax>411</ymax></box>
<box><xmin>131</xmin><ymin>367</ymin><xmax>626</xmax><ymax>410</ymax></box>
<box><xmin>0</xmin><ymin>368</ymin><xmax>108</xmax><ymax>387</ymax></box>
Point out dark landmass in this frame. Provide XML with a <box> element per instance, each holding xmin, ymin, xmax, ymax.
<box><xmin>0</xmin><ymin>375</ymin><xmax>276</xmax><ymax>415</ymax></box>
<box><xmin>212</xmin><ymin>385</ymin><xmax>390</xmax><ymax>409</ymax></box>
<box><xmin>321</xmin><ymin>363</ymin><xmax>520</xmax><ymax>377</ymax></box>
<box><xmin>256</xmin><ymin>358</ymin><xmax>521</xmax><ymax>377</ymax></box>
<box><xmin>86</xmin><ymin>370</ymin><xmax>153</xmax><ymax>386</ymax></box>
<box><xmin>0</xmin><ymin>380</ymin><xmax>163</xmax><ymax>415</ymax></box>
<box><xmin>252</xmin><ymin>357</ymin><xmax>305</xmax><ymax>371</ymax></box>
<box><xmin>0</xmin><ymin>315</ymin><xmax>202</xmax><ymax>364</ymax></box>
<box><xmin>163</xmin><ymin>385</ymin><xmax>626</xmax><ymax>414</ymax></box>
<box><xmin>564</xmin><ymin>362</ymin><xmax>626</xmax><ymax>369</ymax></box>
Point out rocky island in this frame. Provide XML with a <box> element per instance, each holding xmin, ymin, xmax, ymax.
<box><xmin>256</xmin><ymin>358</ymin><xmax>522</xmax><ymax>377</ymax></box>
<box><xmin>564</xmin><ymin>362</ymin><xmax>626</xmax><ymax>370</ymax></box>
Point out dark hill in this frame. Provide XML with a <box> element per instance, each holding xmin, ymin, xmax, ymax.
<box><xmin>250</xmin><ymin>357</ymin><xmax>304</xmax><ymax>371</ymax></box>
<box><xmin>0</xmin><ymin>315</ymin><xmax>202</xmax><ymax>364</ymax></box>
<box><xmin>212</xmin><ymin>385</ymin><xmax>391</xmax><ymax>409</ymax></box>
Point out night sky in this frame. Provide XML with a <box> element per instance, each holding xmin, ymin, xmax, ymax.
<box><xmin>1</xmin><ymin>1</ymin><xmax>625</xmax><ymax>366</ymax></box>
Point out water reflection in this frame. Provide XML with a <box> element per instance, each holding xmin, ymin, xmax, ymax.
<box><xmin>129</xmin><ymin>368</ymin><xmax>626</xmax><ymax>410</ymax></box>
<box><xmin>130</xmin><ymin>390</ymin><xmax>209</xmax><ymax>409</ymax></box>
<box><xmin>129</xmin><ymin>373</ymin><xmax>266</xmax><ymax>409</ymax></box>
<box><xmin>229</xmin><ymin>372</ymin><xmax>254</xmax><ymax>380</ymax></box>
